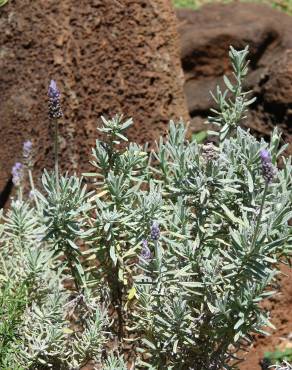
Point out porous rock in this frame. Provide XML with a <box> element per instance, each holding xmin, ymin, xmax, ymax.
<box><xmin>176</xmin><ymin>3</ymin><xmax>292</xmax><ymax>153</ymax></box>
<box><xmin>0</xmin><ymin>0</ymin><xmax>189</xmax><ymax>195</ymax></box>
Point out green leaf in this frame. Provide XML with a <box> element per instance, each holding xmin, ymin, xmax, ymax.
<box><xmin>179</xmin><ymin>281</ymin><xmax>203</xmax><ymax>288</ymax></box>
<box><xmin>206</xmin><ymin>301</ymin><xmax>218</xmax><ymax>314</ymax></box>
<box><xmin>246</xmin><ymin>168</ymin><xmax>254</xmax><ymax>193</ymax></box>
<box><xmin>110</xmin><ymin>244</ymin><xmax>117</xmax><ymax>266</ymax></box>
<box><xmin>192</xmin><ymin>130</ymin><xmax>207</xmax><ymax>144</ymax></box>
<box><xmin>67</xmin><ymin>239</ymin><xmax>79</xmax><ymax>251</ymax></box>
<box><xmin>63</xmin><ymin>327</ymin><xmax>74</xmax><ymax>334</ymax></box>
<box><xmin>142</xmin><ymin>338</ymin><xmax>157</xmax><ymax>350</ymax></box>
<box><xmin>115</xmin><ymin>132</ymin><xmax>128</xmax><ymax>141</ymax></box>
<box><xmin>244</xmin><ymin>97</ymin><xmax>256</xmax><ymax>106</ymax></box>
<box><xmin>173</xmin><ymin>339</ymin><xmax>179</xmax><ymax>354</ymax></box>
<box><xmin>223</xmin><ymin>75</ymin><xmax>234</xmax><ymax>92</ymax></box>
<box><xmin>220</xmin><ymin>204</ymin><xmax>244</xmax><ymax>226</ymax></box>
<box><xmin>0</xmin><ymin>0</ymin><xmax>8</xmax><ymax>7</ymax></box>
<box><xmin>234</xmin><ymin>331</ymin><xmax>242</xmax><ymax>342</ymax></box>
<box><xmin>222</xmin><ymin>263</ymin><xmax>237</xmax><ymax>271</ymax></box>
<box><xmin>128</xmin><ymin>287</ymin><xmax>136</xmax><ymax>300</ymax></box>
<box><xmin>234</xmin><ymin>317</ymin><xmax>244</xmax><ymax>330</ymax></box>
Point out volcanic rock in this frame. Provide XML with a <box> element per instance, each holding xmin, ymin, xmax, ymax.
<box><xmin>176</xmin><ymin>3</ymin><xmax>292</xmax><ymax>152</ymax></box>
<box><xmin>0</xmin><ymin>0</ymin><xmax>189</xmax><ymax>198</ymax></box>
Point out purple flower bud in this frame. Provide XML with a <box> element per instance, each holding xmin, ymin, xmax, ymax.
<box><xmin>140</xmin><ymin>239</ymin><xmax>151</xmax><ymax>262</ymax></box>
<box><xmin>48</xmin><ymin>80</ymin><xmax>60</xmax><ymax>99</ymax></box>
<box><xmin>150</xmin><ymin>221</ymin><xmax>160</xmax><ymax>241</ymax></box>
<box><xmin>48</xmin><ymin>80</ymin><xmax>63</xmax><ymax>119</ymax></box>
<box><xmin>259</xmin><ymin>149</ymin><xmax>276</xmax><ymax>184</ymax></box>
<box><xmin>11</xmin><ymin>162</ymin><xmax>23</xmax><ymax>186</ymax></box>
<box><xmin>23</xmin><ymin>140</ymin><xmax>32</xmax><ymax>159</ymax></box>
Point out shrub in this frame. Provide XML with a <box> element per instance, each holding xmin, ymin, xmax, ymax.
<box><xmin>0</xmin><ymin>46</ymin><xmax>291</xmax><ymax>369</ymax></box>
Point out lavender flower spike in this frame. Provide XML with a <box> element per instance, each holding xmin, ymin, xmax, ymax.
<box><xmin>259</xmin><ymin>149</ymin><xmax>276</xmax><ymax>184</ymax></box>
<box><xmin>23</xmin><ymin>140</ymin><xmax>32</xmax><ymax>159</ymax></box>
<box><xmin>48</xmin><ymin>80</ymin><xmax>63</xmax><ymax>119</ymax></box>
<box><xmin>150</xmin><ymin>221</ymin><xmax>160</xmax><ymax>241</ymax></box>
<box><xmin>11</xmin><ymin>162</ymin><xmax>23</xmax><ymax>186</ymax></box>
<box><xmin>140</xmin><ymin>239</ymin><xmax>151</xmax><ymax>262</ymax></box>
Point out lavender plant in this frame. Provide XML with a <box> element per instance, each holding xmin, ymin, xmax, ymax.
<box><xmin>0</xmin><ymin>46</ymin><xmax>291</xmax><ymax>370</ymax></box>
<box><xmin>129</xmin><ymin>48</ymin><xmax>291</xmax><ymax>368</ymax></box>
<box><xmin>85</xmin><ymin>84</ymin><xmax>290</xmax><ymax>368</ymax></box>
<box><xmin>0</xmin><ymin>196</ymin><xmax>108</xmax><ymax>369</ymax></box>
<box><xmin>0</xmin><ymin>83</ymin><xmax>109</xmax><ymax>369</ymax></box>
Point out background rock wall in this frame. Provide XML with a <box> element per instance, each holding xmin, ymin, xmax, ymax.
<box><xmin>177</xmin><ymin>3</ymin><xmax>292</xmax><ymax>155</ymax></box>
<box><xmin>0</xmin><ymin>0</ymin><xmax>189</xmax><ymax>195</ymax></box>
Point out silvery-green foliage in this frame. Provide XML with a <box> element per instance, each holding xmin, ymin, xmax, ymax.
<box><xmin>87</xmin><ymin>114</ymin><xmax>151</xmax><ymax>337</ymax></box>
<box><xmin>14</xmin><ymin>291</ymin><xmax>70</xmax><ymax>369</ymax></box>
<box><xmin>208</xmin><ymin>46</ymin><xmax>256</xmax><ymax>142</ymax></box>
<box><xmin>84</xmin><ymin>49</ymin><xmax>291</xmax><ymax>368</ymax></box>
<box><xmin>0</xmin><ymin>195</ymin><xmax>108</xmax><ymax>369</ymax></box>
<box><xmin>274</xmin><ymin>362</ymin><xmax>292</xmax><ymax>370</ymax></box>
<box><xmin>69</xmin><ymin>306</ymin><xmax>108</xmax><ymax>368</ymax></box>
<box><xmin>0</xmin><ymin>199</ymin><xmax>68</xmax><ymax>368</ymax></box>
<box><xmin>0</xmin><ymin>0</ymin><xmax>8</xmax><ymax>7</ymax></box>
<box><xmin>1</xmin><ymin>46</ymin><xmax>291</xmax><ymax>370</ymax></box>
<box><xmin>129</xmin><ymin>49</ymin><xmax>292</xmax><ymax>369</ymax></box>
<box><xmin>133</xmin><ymin>124</ymin><xmax>291</xmax><ymax>369</ymax></box>
<box><xmin>2</xmin><ymin>199</ymin><xmax>41</xmax><ymax>248</ymax></box>
<box><xmin>103</xmin><ymin>353</ymin><xmax>128</xmax><ymax>370</ymax></box>
<box><xmin>38</xmin><ymin>170</ymin><xmax>92</xmax><ymax>291</ymax></box>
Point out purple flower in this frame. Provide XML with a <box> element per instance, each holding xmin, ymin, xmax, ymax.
<box><xmin>150</xmin><ymin>221</ymin><xmax>160</xmax><ymax>241</ymax></box>
<box><xmin>11</xmin><ymin>162</ymin><xmax>23</xmax><ymax>186</ymax></box>
<box><xmin>48</xmin><ymin>80</ymin><xmax>63</xmax><ymax>119</ymax></box>
<box><xmin>48</xmin><ymin>80</ymin><xmax>60</xmax><ymax>99</ymax></box>
<box><xmin>23</xmin><ymin>140</ymin><xmax>32</xmax><ymax>159</ymax></box>
<box><xmin>260</xmin><ymin>149</ymin><xmax>276</xmax><ymax>184</ymax></box>
<box><xmin>140</xmin><ymin>239</ymin><xmax>151</xmax><ymax>262</ymax></box>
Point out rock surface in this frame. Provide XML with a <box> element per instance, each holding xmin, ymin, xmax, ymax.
<box><xmin>176</xmin><ymin>3</ymin><xmax>292</xmax><ymax>153</ymax></box>
<box><xmin>0</xmin><ymin>0</ymin><xmax>189</xmax><ymax>196</ymax></box>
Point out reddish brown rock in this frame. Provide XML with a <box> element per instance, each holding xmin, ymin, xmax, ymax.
<box><xmin>176</xmin><ymin>3</ymin><xmax>292</xmax><ymax>152</ymax></box>
<box><xmin>263</xmin><ymin>49</ymin><xmax>292</xmax><ymax>106</ymax></box>
<box><xmin>0</xmin><ymin>0</ymin><xmax>189</xmax><ymax>196</ymax></box>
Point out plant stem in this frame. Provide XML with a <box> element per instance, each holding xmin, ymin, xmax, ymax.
<box><xmin>17</xmin><ymin>185</ymin><xmax>23</xmax><ymax>203</ymax></box>
<box><xmin>54</xmin><ymin>118</ymin><xmax>60</xmax><ymax>192</ymax></box>
<box><xmin>28</xmin><ymin>169</ymin><xmax>40</xmax><ymax>210</ymax></box>
<box><xmin>67</xmin><ymin>250</ymin><xmax>81</xmax><ymax>292</ymax></box>
<box><xmin>115</xmin><ymin>265</ymin><xmax>124</xmax><ymax>340</ymax></box>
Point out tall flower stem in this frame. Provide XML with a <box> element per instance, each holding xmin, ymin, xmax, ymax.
<box><xmin>53</xmin><ymin>118</ymin><xmax>60</xmax><ymax>193</ymax></box>
<box><xmin>17</xmin><ymin>185</ymin><xmax>23</xmax><ymax>203</ymax></box>
<box><xmin>28</xmin><ymin>169</ymin><xmax>40</xmax><ymax>210</ymax></box>
<box><xmin>48</xmin><ymin>80</ymin><xmax>63</xmax><ymax>193</ymax></box>
<box><xmin>67</xmin><ymin>248</ymin><xmax>81</xmax><ymax>292</ymax></box>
